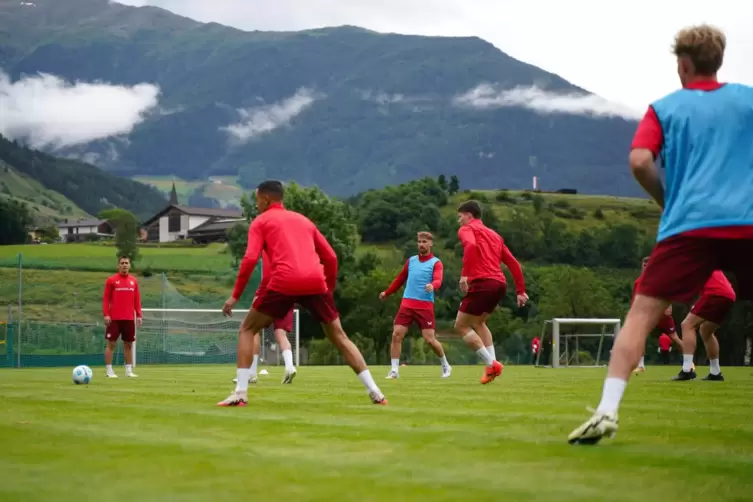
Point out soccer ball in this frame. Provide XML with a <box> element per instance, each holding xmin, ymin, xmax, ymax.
<box><xmin>72</xmin><ymin>365</ymin><xmax>93</xmax><ymax>385</ymax></box>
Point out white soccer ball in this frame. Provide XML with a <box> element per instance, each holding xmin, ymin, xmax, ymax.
<box><xmin>72</xmin><ymin>365</ymin><xmax>93</xmax><ymax>385</ymax></box>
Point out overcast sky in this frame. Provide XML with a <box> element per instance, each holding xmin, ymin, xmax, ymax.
<box><xmin>114</xmin><ymin>0</ymin><xmax>752</xmax><ymax>110</ymax></box>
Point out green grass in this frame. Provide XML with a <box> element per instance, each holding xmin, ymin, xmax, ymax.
<box><xmin>133</xmin><ymin>175</ymin><xmax>245</xmax><ymax>207</ymax></box>
<box><xmin>0</xmin><ymin>242</ymin><xmax>234</xmax><ymax>273</ymax></box>
<box><xmin>1</xmin><ymin>365</ymin><xmax>751</xmax><ymax>501</ymax></box>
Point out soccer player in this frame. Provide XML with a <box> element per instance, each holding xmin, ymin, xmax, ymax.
<box><xmin>379</xmin><ymin>231</ymin><xmax>451</xmax><ymax>379</ymax></box>
<box><xmin>568</xmin><ymin>25</ymin><xmax>753</xmax><ymax>445</ymax></box>
<box><xmin>657</xmin><ymin>333</ymin><xmax>672</xmax><ymax>364</ymax></box>
<box><xmin>232</xmin><ymin>251</ymin><xmax>297</xmax><ymax>384</ymax></box>
<box><xmin>454</xmin><ymin>200</ymin><xmax>528</xmax><ymax>384</ymax></box>
<box><xmin>673</xmin><ymin>270</ymin><xmax>735</xmax><ymax>381</ymax></box>
<box><xmin>531</xmin><ymin>336</ymin><xmax>540</xmax><ymax>365</ymax></box>
<box><xmin>218</xmin><ymin>180</ymin><xmax>387</xmax><ymax>406</ymax></box>
<box><xmin>102</xmin><ymin>256</ymin><xmax>142</xmax><ymax>378</ymax></box>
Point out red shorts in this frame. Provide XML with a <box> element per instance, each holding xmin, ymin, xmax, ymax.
<box><xmin>105</xmin><ymin>319</ymin><xmax>135</xmax><ymax>343</ymax></box>
<box><xmin>394</xmin><ymin>306</ymin><xmax>435</xmax><ymax>330</ymax></box>
<box><xmin>459</xmin><ymin>279</ymin><xmax>506</xmax><ymax>316</ymax></box>
<box><xmin>253</xmin><ymin>290</ymin><xmax>338</xmax><ymax>324</ymax></box>
<box><xmin>638</xmin><ymin>235</ymin><xmax>753</xmax><ymax>303</ymax></box>
<box><xmin>690</xmin><ymin>294</ymin><xmax>734</xmax><ymax>325</ymax></box>
<box><xmin>655</xmin><ymin>315</ymin><xmax>676</xmax><ymax>334</ymax></box>
<box><xmin>269</xmin><ymin>308</ymin><xmax>294</xmax><ymax>332</ymax></box>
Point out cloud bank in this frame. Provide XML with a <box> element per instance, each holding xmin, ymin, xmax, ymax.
<box><xmin>221</xmin><ymin>88</ymin><xmax>321</xmax><ymax>143</ymax></box>
<box><xmin>453</xmin><ymin>84</ymin><xmax>643</xmax><ymax>120</ymax></box>
<box><xmin>0</xmin><ymin>71</ymin><xmax>160</xmax><ymax>149</ymax></box>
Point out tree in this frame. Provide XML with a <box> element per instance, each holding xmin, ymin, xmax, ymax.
<box><xmin>535</xmin><ymin>266</ymin><xmax>616</xmax><ymax>321</ymax></box>
<box><xmin>99</xmin><ymin>209</ymin><xmax>140</xmax><ymax>265</ymax></box>
<box><xmin>0</xmin><ymin>198</ymin><xmax>32</xmax><ymax>245</ymax></box>
<box><xmin>437</xmin><ymin>174</ymin><xmax>447</xmax><ymax>191</ymax></box>
<box><xmin>448</xmin><ymin>175</ymin><xmax>460</xmax><ymax>195</ymax></box>
<box><xmin>226</xmin><ymin>222</ymin><xmax>249</xmax><ymax>267</ymax></box>
<box><xmin>36</xmin><ymin>224</ymin><xmax>60</xmax><ymax>243</ymax></box>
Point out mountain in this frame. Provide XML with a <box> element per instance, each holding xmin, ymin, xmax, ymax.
<box><xmin>0</xmin><ymin>134</ymin><xmax>167</xmax><ymax>222</ymax></box>
<box><xmin>0</xmin><ymin>0</ymin><xmax>640</xmax><ymax>197</ymax></box>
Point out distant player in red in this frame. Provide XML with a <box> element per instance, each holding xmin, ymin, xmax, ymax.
<box><xmin>219</xmin><ymin>180</ymin><xmax>386</xmax><ymax>406</ymax></box>
<box><xmin>570</xmin><ymin>25</ymin><xmax>753</xmax><ymax>444</ymax></box>
<box><xmin>379</xmin><ymin>232</ymin><xmax>450</xmax><ymax>379</ymax></box>
<box><xmin>455</xmin><ymin>200</ymin><xmax>528</xmax><ymax>384</ymax></box>
<box><xmin>674</xmin><ymin>270</ymin><xmax>735</xmax><ymax>381</ymax></box>
<box><xmin>232</xmin><ymin>250</ymin><xmax>297</xmax><ymax>385</ymax></box>
<box><xmin>658</xmin><ymin>333</ymin><xmax>672</xmax><ymax>365</ymax></box>
<box><xmin>531</xmin><ymin>336</ymin><xmax>540</xmax><ymax>365</ymax></box>
<box><xmin>102</xmin><ymin>256</ymin><xmax>142</xmax><ymax>378</ymax></box>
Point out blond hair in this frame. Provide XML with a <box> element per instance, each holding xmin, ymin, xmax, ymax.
<box><xmin>672</xmin><ymin>24</ymin><xmax>726</xmax><ymax>75</ymax></box>
<box><xmin>417</xmin><ymin>231</ymin><xmax>433</xmax><ymax>241</ymax></box>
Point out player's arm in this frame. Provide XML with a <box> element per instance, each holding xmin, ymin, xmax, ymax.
<box><xmin>629</xmin><ymin>106</ymin><xmax>665</xmax><ymax>209</ymax></box>
<box><xmin>102</xmin><ymin>277</ymin><xmax>112</xmax><ymax>323</ymax></box>
<box><xmin>231</xmin><ymin>219</ymin><xmax>264</xmax><ymax>301</ymax></box>
<box><xmin>428</xmin><ymin>260</ymin><xmax>443</xmax><ymax>291</ymax></box>
<box><xmin>313</xmin><ymin>228</ymin><xmax>338</xmax><ymax>293</ymax></box>
<box><xmin>382</xmin><ymin>260</ymin><xmax>409</xmax><ymax>298</ymax></box>
<box><xmin>500</xmin><ymin>243</ymin><xmax>525</xmax><ymax>295</ymax></box>
<box><xmin>457</xmin><ymin>226</ymin><xmax>476</xmax><ymax>278</ymax></box>
<box><xmin>134</xmin><ymin>280</ymin><xmax>143</xmax><ymax>324</ymax></box>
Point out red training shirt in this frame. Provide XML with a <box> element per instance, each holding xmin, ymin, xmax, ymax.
<box><xmin>658</xmin><ymin>333</ymin><xmax>672</xmax><ymax>351</ymax></box>
<box><xmin>631</xmin><ymin>79</ymin><xmax>753</xmax><ymax>239</ymax></box>
<box><xmin>232</xmin><ymin>203</ymin><xmax>338</xmax><ymax>299</ymax></box>
<box><xmin>458</xmin><ymin>219</ymin><xmax>525</xmax><ymax>294</ymax></box>
<box><xmin>102</xmin><ymin>273</ymin><xmax>142</xmax><ymax>321</ymax></box>
<box><xmin>531</xmin><ymin>336</ymin><xmax>540</xmax><ymax>353</ymax></box>
<box><xmin>383</xmin><ymin>254</ymin><xmax>443</xmax><ymax>311</ymax></box>
<box><xmin>702</xmin><ymin>271</ymin><xmax>736</xmax><ymax>300</ymax></box>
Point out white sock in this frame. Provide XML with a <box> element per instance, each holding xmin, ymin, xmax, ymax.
<box><xmin>282</xmin><ymin>349</ymin><xmax>294</xmax><ymax>370</ymax></box>
<box><xmin>638</xmin><ymin>356</ymin><xmax>645</xmax><ymax>368</ymax></box>
<box><xmin>235</xmin><ymin>368</ymin><xmax>250</xmax><ymax>392</ymax></box>
<box><xmin>106</xmin><ymin>364</ymin><xmax>113</xmax><ymax>374</ymax></box>
<box><xmin>357</xmin><ymin>370</ymin><xmax>381</xmax><ymax>394</ymax></box>
<box><xmin>596</xmin><ymin>377</ymin><xmax>627</xmax><ymax>415</ymax></box>
<box><xmin>486</xmin><ymin>345</ymin><xmax>496</xmax><ymax>361</ymax></box>
<box><xmin>439</xmin><ymin>355</ymin><xmax>449</xmax><ymax>368</ymax></box>
<box><xmin>682</xmin><ymin>354</ymin><xmax>694</xmax><ymax>372</ymax></box>
<box><xmin>391</xmin><ymin>358</ymin><xmax>399</xmax><ymax>371</ymax></box>
<box><xmin>709</xmin><ymin>358</ymin><xmax>721</xmax><ymax>375</ymax></box>
<box><xmin>249</xmin><ymin>355</ymin><xmax>259</xmax><ymax>375</ymax></box>
<box><xmin>475</xmin><ymin>347</ymin><xmax>494</xmax><ymax>367</ymax></box>
<box><xmin>125</xmin><ymin>364</ymin><xmax>132</xmax><ymax>374</ymax></box>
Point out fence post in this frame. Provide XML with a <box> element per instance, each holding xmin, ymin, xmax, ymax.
<box><xmin>6</xmin><ymin>304</ymin><xmax>13</xmax><ymax>368</ymax></box>
<box><xmin>17</xmin><ymin>253</ymin><xmax>22</xmax><ymax>368</ymax></box>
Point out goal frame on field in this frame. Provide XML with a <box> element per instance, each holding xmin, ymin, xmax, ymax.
<box><xmin>135</xmin><ymin>308</ymin><xmax>300</xmax><ymax>368</ymax></box>
<box><xmin>535</xmin><ymin>317</ymin><xmax>621</xmax><ymax>368</ymax></box>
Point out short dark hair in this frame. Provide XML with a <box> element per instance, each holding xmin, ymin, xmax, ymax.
<box><xmin>257</xmin><ymin>180</ymin><xmax>284</xmax><ymax>200</ymax></box>
<box><xmin>641</xmin><ymin>256</ymin><xmax>650</xmax><ymax>265</ymax></box>
<box><xmin>118</xmin><ymin>256</ymin><xmax>130</xmax><ymax>263</ymax></box>
<box><xmin>457</xmin><ymin>200</ymin><xmax>482</xmax><ymax>219</ymax></box>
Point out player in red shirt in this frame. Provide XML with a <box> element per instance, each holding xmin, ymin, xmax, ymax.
<box><xmin>569</xmin><ymin>26</ymin><xmax>753</xmax><ymax>445</ymax></box>
<box><xmin>102</xmin><ymin>256</ymin><xmax>142</xmax><ymax>378</ymax></box>
<box><xmin>455</xmin><ymin>200</ymin><xmax>528</xmax><ymax>384</ymax></box>
<box><xmin>674</xmin><ymin>270</ymin><xmax>735</xmax><ymax>381</ymax></box>
<box><xmin>218</xmin><ymin>180</ymin><xmax>386</xmax><ymax>406</ymax></box>
<box><xmin>657</xmin><ymin>333</ymin><xmax>673</xmax><ymax>364</ymax></box>
<box><xmin>379</xmin><ymin>232</ymin><xmax>450</xmax><ymax>379</ymax></box>
<box><xmin>531</xmin><ymin>336</ymin><xmax>540</xmax><ymax>365</ymax></box>
<box><xmin>231</xmin><ymin>250</ymin><xmax>297</xmax><ymax>385</ymax></box>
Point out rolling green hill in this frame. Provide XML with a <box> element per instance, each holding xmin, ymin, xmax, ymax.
<box><xmin>1</xmin><ymin>0</ymin><xmax>639</xmax><ymax>199</ymax></box>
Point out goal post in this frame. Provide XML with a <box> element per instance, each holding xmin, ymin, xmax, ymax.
<box><xmin>535</xmin><ymin>318</ymin><xmax>621</xmax><ymax>368</ymax></box>
<box><xmin>135</xmin><ymin>308</ymin><xmax>300</xmax><ymax>368</ymax></box>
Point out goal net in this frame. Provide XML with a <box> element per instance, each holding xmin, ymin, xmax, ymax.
<box><xmin>136</xmin><ymin>308</ymin><xmax>300</xmax><ymax>368</ymax></box>
<box><xmin>535</xmin><ymin>318</ymin><xmax>620</xmax><ymax>368</ymax></box>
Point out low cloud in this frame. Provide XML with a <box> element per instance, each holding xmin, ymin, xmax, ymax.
<box><xmin>0</xmin><ymin>71</ymin><xmax>160</xmax><ymax>149</ymax></box>
<box><xmin>222</xmin><ymin>88</ymin><xmax>321</xmax><ymax>143</ymax></box>
<box><xmin>453</xmin><ymin>84</ymin><xmax>642</xmax><ymax>120</ymax></box>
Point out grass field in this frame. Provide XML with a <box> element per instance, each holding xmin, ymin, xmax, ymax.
<box><xmin>1</xmin><ymin>365</ymin><xmax>752</xmax><ymax>501</ymax></box>
<box><xmin>133</xmin><ymin>175</ymin><xmax>244</xmax><ymax>207</ymax></box>
<box><xmin>0</xmin><ymin>242</ymin><xmax>233</xmax><ymax>273</ymax></box>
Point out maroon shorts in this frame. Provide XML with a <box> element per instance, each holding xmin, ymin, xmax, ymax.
<box><xmin>253</xmin><ymin>290</ymin><xmax>338</xmax><ymax>324</ymax></box>
<box><xmin>105</xmin><ymin>319</ymin><xmax>135</xmax><ymax>343</ymax></box>
<box><xmin>269</xmin><ymin>308</ymin><xmax>295</xmax><ymax>333</ymax></box>
<box><xmin>655</xmin><ymin>315</ymin><xmax>676</xmax><ymax>334</ymax></box>
<box><xmin>638</xmin><ymin>235</ymin><xmax>753</xmax><ymax>303</ymax></box>
<box><xmin>394</xmin><ymin>307</ymin><xmax>435</xmax><ymax>330</ymax></box>
<box><xmin>690</xmin><ymin>294</ymin><xmax>735</xmax><ymax>325</ymax></box>
<box><xmin>459</xmin><ymin>279</ymin><xmax>506</xmax><ymax>316</ymax></box>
